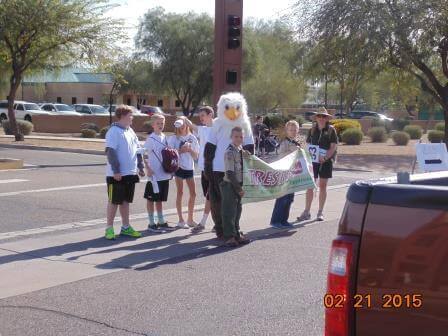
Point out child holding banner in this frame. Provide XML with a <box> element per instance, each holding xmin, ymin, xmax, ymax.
<box><xmin>220</xmin><ymin>127</ymin><xmax>251</xmax><ymax>247</ymax></box>
<box><xmin>270</xmin><ymin>120</ymin><xmax>302</xmax><ymax>229</ymax></box>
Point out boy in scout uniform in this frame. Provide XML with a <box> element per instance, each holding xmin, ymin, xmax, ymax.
<box><xmin>220</xmin><ymin>127</ymin><xmax>251</xmax><ymax>247</ymax></box>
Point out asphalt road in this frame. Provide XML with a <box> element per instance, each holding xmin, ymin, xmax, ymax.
<box><xmin>0</xmin><ymin>148</ymin><xmax>392</xmax><ymax>336</ymax></box>
<box><xmin>0</xmin><ymin>217</ymin><xmax>338</xmax><ymax>336</ymax></box>
<box><xmin>0</xmin><ymin>148</ymin><xmax>386</xmax><ymax>234</ymax></box>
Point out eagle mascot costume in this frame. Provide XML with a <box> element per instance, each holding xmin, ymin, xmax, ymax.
<box><xmin>204</xmin><ymin>92</ymin><xmax>255</xmax><ymax>238</ymax></box>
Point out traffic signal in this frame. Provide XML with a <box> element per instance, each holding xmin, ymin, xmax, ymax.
<box><xmin>226</xmin><ymin>70</ymin><xmax>238</xmax><ymax>85</ymax></box>
<box><xmin>228</xmin><ymin>15</ymin><xmax>241</xmax><ymax>49</ymax></box>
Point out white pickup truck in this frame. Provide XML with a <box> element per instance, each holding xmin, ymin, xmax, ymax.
<box><xmin>0</xmin><ymin>100</ymin><xmax>52</xmax><ymax>122</ymax></box>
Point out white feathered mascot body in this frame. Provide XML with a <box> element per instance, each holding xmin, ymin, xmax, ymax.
<box><xmin>204</xmin><ymin>92</ymin><xmax>254</xmax><ymax>238</ymax></box>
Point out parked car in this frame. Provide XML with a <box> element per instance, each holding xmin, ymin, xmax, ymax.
<box><xmin>348</xmin><ymin>111</ymin><xmax>393</xmax><ymax>122</ymax></box>
<box><xmin>0</xmin><ymin>100</ymin><xmax>52</xmax><ymax>122</ymax></box>
<box><xmin>40</xmin><ymin>103</ymin><xmax>81</xmax><ymax>115</ymax></box>
<box><xmin>325</xmin><ymin>171</ymin><xmax>448</xmax><ymax>335</ymax></box>
<box><xmin>303</xmin><ymin>111</ymin><xmax>317</xmax><ymax>121</ymax></box>
<box><xmin>74</xmin><ymin>104</ymin><xmax>108</xmax><ymax>115</ymax></box>
<box><xmin>140</xmin><ymin>105</ymin><xmax>165</xmax><ymax>116</ymax></box>
<box><xmin>103</xmin><ymin>104</ymin><xmax>144</xmax><ymax>115</ymax></box>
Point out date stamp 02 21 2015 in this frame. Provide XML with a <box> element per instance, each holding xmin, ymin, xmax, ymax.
<box><xmin>324</xmin><ymin>294</ymin><xmax>423</xmax><ymax>309</ymax></box>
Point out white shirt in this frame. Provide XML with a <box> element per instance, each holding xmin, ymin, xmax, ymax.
<box><xmin>196</xmin><ymin>125</ymin><xmax>212</xmax><ymax>171</ymax></box>
<box><xmin>207</xmin><ymin>125</ymin><xmax>254</xmax><ymax>172</ymax></box>
<box><xmin>168</xmin><ymin>134</ymin><xmax>199</xmax><ymax>171</ymax></box>
<box><xmin>105</xmin><ymin>125</ymin><xmax>139</xmax><ymax>177</ymax></box>
<box><xmin>144</xmin><ymin>133</ymin><xmax>173</xmax><ymax>181</ymax></box>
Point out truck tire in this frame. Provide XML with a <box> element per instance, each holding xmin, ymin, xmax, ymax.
<box><xmin>24</xmin><ymin>115</ymin><xmax>32</xmax><ymax>122</ymax></box>
<box><xmin>0</xmin><ymin>113</ymin><xmax>7</xmax><ymax>121</ymax></box>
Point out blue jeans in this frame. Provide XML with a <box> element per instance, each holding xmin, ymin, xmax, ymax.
<box><xmin>270</xmin><ymin>193</ymin><xmax>295</xmax><ymax>224</ymax></box>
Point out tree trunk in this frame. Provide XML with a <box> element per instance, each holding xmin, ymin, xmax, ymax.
<box><xmin>7</xmin><ymin>74</ymin><xmax>23</xmax><ymax>141</ymax></box>
<box><xmin>444</xmin><ymin>110</ymin><xmax>448</xmax><ymax>150</ymax></box>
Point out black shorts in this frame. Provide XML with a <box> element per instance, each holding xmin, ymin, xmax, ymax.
<box><xmin>201</xmin><ymin>171</ymin><xmax>210</xmax><ymax>200</ymax></box>
<box><xmin>312</xmin><ymin>161</ymin><xmax>333</xmax><ymax>179</ymax></box>
<box><xmin>106</xmin><ymin>175</ymin><xmax>139</xmax><ymax>205</ymax></box>
<box><xmin>175</xmin><ymin>168</ymin><xmax>194</xmax><ymax>180</ymax></box>
<box><xmin>144</xmin><ymin>179</ymin><xmax>170</xmax><ymax>202</ymax></box>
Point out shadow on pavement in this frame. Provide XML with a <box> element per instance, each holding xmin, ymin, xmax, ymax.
<box><xmin>0</xmin><ymin>222</ymin><xmax>317</xmax><ymax>272</ymax></box>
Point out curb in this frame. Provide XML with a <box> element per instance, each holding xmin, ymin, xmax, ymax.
<box><xmin>0</xmin><ymin>158</ymin><xmax>24</xmax><ymax>170</ymax></box>
<box><xmin>0</xmin><ymin>143</ymin><xmax>104</xmax><ymax>156</ymax></box>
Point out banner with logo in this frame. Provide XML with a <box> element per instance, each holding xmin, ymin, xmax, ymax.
<box><xmin>242</xmin><ymin>149</ymin><xmax>316</xmax><ymax>204</ymax></box>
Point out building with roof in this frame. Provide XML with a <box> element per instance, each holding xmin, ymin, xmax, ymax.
<box><xmin>17</xmin><ymin>67</ymin><xmax>181</xmax><ymax>113</ymax></box>
<box><xmin>19</xmin><ymin>68</ymin><xmax>114</xmax><ymax>105</ymax></box>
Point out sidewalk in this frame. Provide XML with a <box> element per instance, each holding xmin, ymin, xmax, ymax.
<box><xmin>0</xmin><ymin>187</ymin><xmax>348</xmax><ymax>300</ymax></box>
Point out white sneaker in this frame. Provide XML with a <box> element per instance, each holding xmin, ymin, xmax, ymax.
<box><xmin>187</xmin><ymin>221</ymin><xmax>198</xmax><ymax>228</ymax></box>
<box><xmin>316</xmin><ymin>211</ymin><xmax>324</xmax><ymax>221</ymax></box>
<box><xmin>297</xmin><ymin>211</ymin><xmax>311</xmax><ymax>222</ymax></box>
<box><xmin>177</xmin><ymin>221</ymin><xmax>189</xmax><ymax>229</ymax></box>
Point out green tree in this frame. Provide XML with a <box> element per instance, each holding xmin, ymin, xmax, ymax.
<box><xmin>294</xmin><ymin>0</ymin><xmax>448</xmax><ymax>145</ymax></box>
<box><xmin>0</xmin><ymin>0</ymin><xmax>123</xmax><ymax>140</ymax></box>
<box><xmin>136</xmin><ymin>8</ymin><xmax>213</xmax><ymax>116</ymax></box>
<box><xmin>242</xmin><ymin>20</ymin><xmax>308</xmax><ymax>114</ymax></box>
<box><xmin>120</xmin><ymin>59</ymin><xmax>155</xmax><ymax>109</ymax></box>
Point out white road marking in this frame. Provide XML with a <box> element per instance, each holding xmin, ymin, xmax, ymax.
<box><xmin>0</xmin><ymin>179</ymin><xmax>28</xmax><ymax>184</ymax></box>
<box><xmin>0</xmin><ymin>183</ymin><xmax>105</xmax><ymax>197</ymax></box>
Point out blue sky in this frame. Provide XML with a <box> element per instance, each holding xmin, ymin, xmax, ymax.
<box><xmin>108</xmin><ymin>0</ymin><xmax>297</xmax><ymax>46</ymax></box>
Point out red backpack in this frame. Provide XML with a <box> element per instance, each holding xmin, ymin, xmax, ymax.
<box><xmin>151</xmin><ymin>137</ymin><xmax>180</xmax><ymax>174</ymax></box>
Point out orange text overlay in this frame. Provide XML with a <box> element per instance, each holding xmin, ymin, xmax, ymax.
<box><xmin>324</xmin><ymin>294</ymin><xmax>423</xmax><ymax>309</ymax></box>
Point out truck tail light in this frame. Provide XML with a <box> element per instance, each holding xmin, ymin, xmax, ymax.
<box><xmin>325</xmin><ymin>236</ymin><xmax>359</xmax><ymax>336</ymax></box>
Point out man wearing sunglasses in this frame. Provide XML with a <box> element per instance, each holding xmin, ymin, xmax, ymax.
<box><xmin>298</xmin><ymin>107</ymin><xmax>338</xmax><ymax>222</ymax></box>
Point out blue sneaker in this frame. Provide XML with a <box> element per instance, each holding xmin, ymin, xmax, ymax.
<box><xmin>270</xmin><ymin>222</ymin><xmax>284</xmax><ymax>229</ymax></box>
<box><xmin>282</xmin><ymin>222</ymin><xmax>294</xmax><ymax>228</ymax></box>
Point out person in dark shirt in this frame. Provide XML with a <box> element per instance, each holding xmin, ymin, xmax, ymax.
<box><xmin>253</xmin><ymin>115</ymin><xmax>269</xmax><ymax>156</ymax></box>
<box><xmin>298</xmin><ymin>108</ymin><xmax>338</xmax><ymax>222</ymax></box>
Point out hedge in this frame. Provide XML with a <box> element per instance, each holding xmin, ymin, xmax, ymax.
<box><xmin>341</xmin><ymin>128</ymin><xmax>363</xmax><ymax>145</ymax></box>
<box><xmin>392</xmin><ymin>131</ymin><xmax>410</xmax><ymax>146</ymax></box>
<box><xmin>403</xmin><ymin>125</ymin><xmax>422</xmax><ymax>140</ymax></box>
<box><xmin>2</xmin><ymin>120</ymin><xmax>34</xmax><ymax>135</ymax></box>
<box><xmin>368</xmin><ymin>127</ymin><xmax>388</xmax><ymax>143</ymax></box>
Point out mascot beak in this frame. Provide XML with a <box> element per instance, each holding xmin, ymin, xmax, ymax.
<box><xmin>225</xmin><ymin>107</ymin><xmax>240</xmax><ymax>121</ymax></box>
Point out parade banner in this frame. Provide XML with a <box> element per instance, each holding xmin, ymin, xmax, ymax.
<box><xmin>242</xmin><ymin>149</ymin><xmax>316</xmax><ymax>204</ymax></box>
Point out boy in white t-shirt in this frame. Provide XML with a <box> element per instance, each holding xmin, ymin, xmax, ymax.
<box><xmin>184</xmin><ymin>106</ymin><xmax>214</xmax><ymax>232</ymax></box>
<box><xmin>143</xmin><ymin>114</ymin><xmax>175</xmax><ymax>233</ymax></box>
<box><xmin>168</xmin><ymin>117</ymin><xmax>199</xmax><ymax>229</ymax></box>
<box><xmin>105</xmin><ymin>105</ymin><xmax>145</xmax><ymax>240</ymax></box>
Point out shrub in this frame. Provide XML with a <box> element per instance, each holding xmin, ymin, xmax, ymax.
<box><xmin>341</xmin><ymin>128</ymin><xmax>363</xmax><ymax>145</ymax></box>
<box><xmin>143</xmin><ymin>120</ymin><xmax>153</xmax><ymax>133</ymax></box>
<box><xmin>2</xmin><ymin>120</ymin><xmax>34</xmax><ymax>135</ymax></box>
<box><xmin>403</xmin><ymin>125</ymin><xmax>422</xmax><ymax>139</ymax></box>
<box><xmin>80</xmin><ymin>123</ymin><xmax>99</xmax><ymax>132</ymax></box>
<box><xmin>286</xmin><ymin>114</ymin><xmax>305</xmax><ymax>127</ymax></box>
<box><xmin>330</xmin><ymin>119</ymin><xmax>361</xmax><ymax>139</ymax></box>
<box><xmin>265</xmin><ymin>114</ymin><xmax>285</xmax><ymax>129</ymax></box>
<box><xmin>81</xmin><ymin>128</ymin><xmax>97</xmax><ymax>138</ymax></box>
<box><xmin>391</xmin><ymin>118</ymin><xmax>410</xmax><ymax>131</ymax></box>
<box><xmin>368</xmin><ymin>127</ymin><xmax>388</xmax><ymax>143</ymax></box>
<box><xmin>434</xmin><ymin>122</ymin><xmax>445</xmax><ymax>132</ymax></box>
<box><xmin>427</xmin><ymin>130</ymin><xmax>445</xmax><ymax>143</ymax></box>
<box><xmin>392</xmin><ymin>131</ymin><xmax>410</xmax><ymax>146</ymax></box>
<box><xmin>99</xmin><ymin>126</ymin><xmax>110</xmax><ymax>139</ymax></box>
<box><xmin>370</xmin><ymin>118</ymin><xmax>392</xmax><ymax>133</ymax></box>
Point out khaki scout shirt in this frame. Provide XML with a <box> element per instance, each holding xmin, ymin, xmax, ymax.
<box><xmin>223</xmin><ymin>144</ymin><xmax>244</xmax><ymax>186</ymax></box>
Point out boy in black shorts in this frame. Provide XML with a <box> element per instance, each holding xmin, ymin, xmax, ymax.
<box><xmin>143</xmin><ymin>114</ymin><xmax>175</xmax><ymax>232</ymax></box>
<box><xmin>105</xmin><ymin>105</ymin><xmax>145</xmax><ymax>240</ymax></box>
<box><xmin>298</xmin><ymin>108</ymin><xmax>338</xmax><ymax>222</ymax></box>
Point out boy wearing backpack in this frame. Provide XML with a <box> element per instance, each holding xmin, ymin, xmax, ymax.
<box><xmin>143</xmin><ymin>113</ymin><xmax>177</xmax><ymax>232</ymax></box>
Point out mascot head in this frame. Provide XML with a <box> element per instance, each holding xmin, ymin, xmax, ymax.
<box><xmin>216</xmin><ymin>92</ymin><xmax>249</xmax><ymax>127</ymax></box>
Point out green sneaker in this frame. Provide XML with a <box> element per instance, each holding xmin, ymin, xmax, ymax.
<box><xmin>105</xmin><ymin>227</ymin><xmax>115</xmax><ymax>240</ymax></box>
<box><xmin>120</xmin><ymin>226</ymin><xmax>142</xmax><ymax>238</ymax></box>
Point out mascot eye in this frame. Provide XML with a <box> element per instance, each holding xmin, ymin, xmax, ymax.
<box><xmin>225</xmin><ymin>105</ymin><xmax>229</xmax><ymax>110</ymax></box>
<box><xmin>236</xmin><ymin>105</ymin><xmax>240</xmax><ymax>110</ymax></box>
